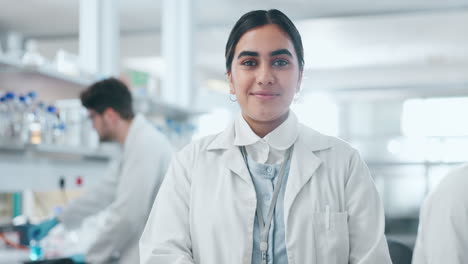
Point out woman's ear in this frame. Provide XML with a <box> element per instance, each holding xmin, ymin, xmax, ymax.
<box><xmin>297</xmin><ymin>71</ymin><xmax>303</xmax><ymax>93</ymax></box>
<box><xmin>227</xmin><ymin>72</ymin><xmax>235</xmax><ymax>94</ymax></box>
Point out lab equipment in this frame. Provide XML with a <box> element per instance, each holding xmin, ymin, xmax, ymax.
<box><xmin>0</xmin><ymin>91</ymin><xmax>96</xmax><ymax>148</ymax></box>
<box><xmin>22</xmin><ymin>40</ymin><xmax>45</xmax><ymax>67</ymax></box>
<box><xmin>0</xmin><ymin>222</ymin><xmax>31</xmax><ymax>247</ymax></box>
<box><xmin>29</xmin><ymin>238</ymin><xmax>43</xmax><ymax>261</ymax></box>
<box><xmin>0</xmin><ymin>91</ymin><xmax>41</xmax><ymax>144</ymax></box>
<box><xmin>28</xmin><ymin>218</ymin><xmax>59</xmax><ymax>241</ymax></box>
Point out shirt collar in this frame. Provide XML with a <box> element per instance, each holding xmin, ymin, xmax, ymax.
<box><xmin>233</xmin><ymin>111</ymin><xmax>300</xmax><ymax>150</ymax></box>
<box><xmin>233</xmin><ymin>113</ymin><xmax>260</xmax><ymax>146</ymax></box>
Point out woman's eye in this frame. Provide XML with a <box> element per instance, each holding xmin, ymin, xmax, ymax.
<box><xmin>273</xmin><ymin>59</ymin><xmax>289</xmax><ymax>67</ymax></box>
<box><xmin>242</xmin><ymin>60</ymin><xmax>257</xmax><ymax>67</ymax></box>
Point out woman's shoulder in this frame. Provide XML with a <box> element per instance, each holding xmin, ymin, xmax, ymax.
<box><xmin>299</xmin><ymin>124</ymin><xmax>357</xmax><ymax>156</ymax></box>
<box><xmin>431</xmin><ymin>163</ymin><xmax>468</xmax><ymax>201</ymax></box>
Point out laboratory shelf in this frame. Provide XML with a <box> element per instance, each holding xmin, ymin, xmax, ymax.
<box><xmin>35</xmin><ymin>144</ymin><xmax>115</xmax><ymax>160</ymax></box>
<box><xmin>0</xmin><ymin>142</ymin><xmax>115</xmax><ymax>161</ymax></box>
<box><xmin>0</xmin><ymin>55</ymin><xmax>95</xmax><ymax>102</ymax></box>
<box><xmin>134</xmin><ymin>97</ymin><xmax>205</xmax><ymax>121</ymax></box>
<box><xmin>0</xmin><ymin>55</ymin><xmax>93</xmax><ymax>87</ymax></box>
<box><xmin>1</xmin><ymin>55</ymin><xmax>203</xmax><ymax>120</ymax></box>
<box><xmin>0</xmin><ymin>142</ymin><xmax>113</xmax><ymax>191</ymax></box>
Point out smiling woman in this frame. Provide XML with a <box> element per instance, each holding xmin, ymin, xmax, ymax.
<box><xmin>140</xmin><ymin>9</ymin><xmax>392</xmax><ymax>264</ymax></box>
<box><xmin>228</xmin><ymin>23</ymin><xmax>302</xmax><ymax>138</ymax></box>
<box><xmin>225</xmin><ymin>10</ymin><xmax>304</xmax><ymax>138</ymax></box>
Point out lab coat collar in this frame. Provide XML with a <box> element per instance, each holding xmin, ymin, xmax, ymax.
<box><xmin>207</xmin><ymin>115</ymin><xmax>332</xmax><ymax>190</ymax></box>
<box><xmin>233</xmin><ymin>111</ymin><xmax>300</xmax><ymax>151</ymax></box>
<box><xmin>207</xmin><ymin>115</ymin><xmax>332</xmax><ymax>152</ymax></box>
<box><xmin>123</xmin><ymin>114</ymin><xmax>146</xmax><ymax>154</ymax></box>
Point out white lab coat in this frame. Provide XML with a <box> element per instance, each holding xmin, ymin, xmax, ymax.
<box><xmin>140</xmin><ymin>121</ymin><xmax>391</xmax><ymax>264</ymax></box>
<box><xmin>413</xmin><ymin>163</ymin><xmax>468</xmax><ymax>264</ymax></box>
<box><xmin>59</xmin><ymin>114</ymin><xmax>173</xmax><ymax>263</ymax></box>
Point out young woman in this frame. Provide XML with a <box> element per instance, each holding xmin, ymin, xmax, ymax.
<box><xmin>140</xmin><ymin>9</ymin><xmax>392</xmax><ymax>264</ymax></box>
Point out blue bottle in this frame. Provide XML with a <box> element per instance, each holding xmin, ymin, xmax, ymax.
<box><xmin>29</xmin><ymin>238</ymin><xmax>43</xmax><ymax>261</ymax></box>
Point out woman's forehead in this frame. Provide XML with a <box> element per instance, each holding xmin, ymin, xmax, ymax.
<box><xmin>234</xmin><ymin>24</ymin><xmax>295</xmax><ymax>55</ymax></box>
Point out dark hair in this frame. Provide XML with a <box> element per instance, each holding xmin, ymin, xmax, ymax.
<box><xmin>225</xmin><ymin>9</ymin><xmax>304</xmax><ymax>72</ymax></box>
<box><xmin>80</xmin><ymin>77</ymin><xmax>134</xmax><ymax>120</ymax></box>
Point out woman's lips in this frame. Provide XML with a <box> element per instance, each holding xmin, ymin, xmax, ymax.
<box><xmin>251</xmin><ymin>92</ymin><xmax>280</xmax><ymax>99</ymax></box>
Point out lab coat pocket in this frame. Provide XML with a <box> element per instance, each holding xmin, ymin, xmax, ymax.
<box><xmin>312</xmin><ymin>211</ymin><xmax>349</xmax><ymax>264</ymax></box>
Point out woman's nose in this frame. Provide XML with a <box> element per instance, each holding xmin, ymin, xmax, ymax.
<box><xmin>256</xmin><ymin>65</ymin><xmax>275</xmax><ymax>86</ymax></box>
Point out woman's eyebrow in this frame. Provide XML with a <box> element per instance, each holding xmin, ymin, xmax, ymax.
<box><xmin>237</xmin><ymin>51</ymin><xmax>259</xmax><ymax>59</ymax></box>
<box><xmin>270</xmin><ymin>49</ymin><xmax>293</xmax><ymax>57</ymax></box>
<box><xmin>237</xmin><ymin>49</ymin><xmax>292</xmax><ymax>59</ymax></box>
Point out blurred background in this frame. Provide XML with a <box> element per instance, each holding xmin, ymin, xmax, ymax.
<box><xmin>1</xmin><ymin>0</ymin><xmax>468</xmax><ymax>262</ymax></box>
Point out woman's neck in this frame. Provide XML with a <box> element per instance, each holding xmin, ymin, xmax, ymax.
<box><xmin>243</xmin><ymin>111</ymin><xmax>289</xmax><ymax>138</ymax></box>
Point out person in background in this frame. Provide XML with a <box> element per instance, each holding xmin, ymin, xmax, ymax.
<box><xmin>412</xmin><ymin>163</ymin><xmax>468</xmax><ymax>264</ymax></box>
<box><xmin>139</xmin><ymin>9</ymin><xmax>391</xmax><ymax>264</ymax></box>
<box><xmin>29</xmin><ymin>77</ymin><xmax>173</xmax><ymax>263</ymax></box>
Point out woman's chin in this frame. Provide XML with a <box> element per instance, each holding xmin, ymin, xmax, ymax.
<box><xmin>245</xmin><ymin>110</ymin><xmax>288</xmax><ymax>123</ymax></box>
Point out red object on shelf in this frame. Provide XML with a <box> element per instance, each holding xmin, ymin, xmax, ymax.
<box><xmin>76</xmin><ymin>176</ymin><xmax>83</xmax><ymax>186</ymax></box>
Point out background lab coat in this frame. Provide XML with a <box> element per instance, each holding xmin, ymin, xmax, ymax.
<box><xmin>59</xmin><ymin>114</ymin><xmax>173</xmax><ymax>263</ymax></box>
<box><xmin>413</xmin><ymin>163</ymin><xmax>468</xmax><ymax>264</ymax></box>
<box><xmin>140</xmin><ymin>122</ymin><xmax>391</xmax><ymax>264</ymax></box>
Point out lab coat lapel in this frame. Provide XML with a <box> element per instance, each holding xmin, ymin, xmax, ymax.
<box><xmin>207</xmin><ymin>122</ymin><xmax>255</xmax><ymax>186</ymax></box>
<box><xmin>284</xmin><ymin>140</ymin><xmax>322</xmax><ymax>215</ymax></box>
<box><xmin>223</xmin><ymin>145</ymin><xmax>254</xmax><ymax>187</ymax></box>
